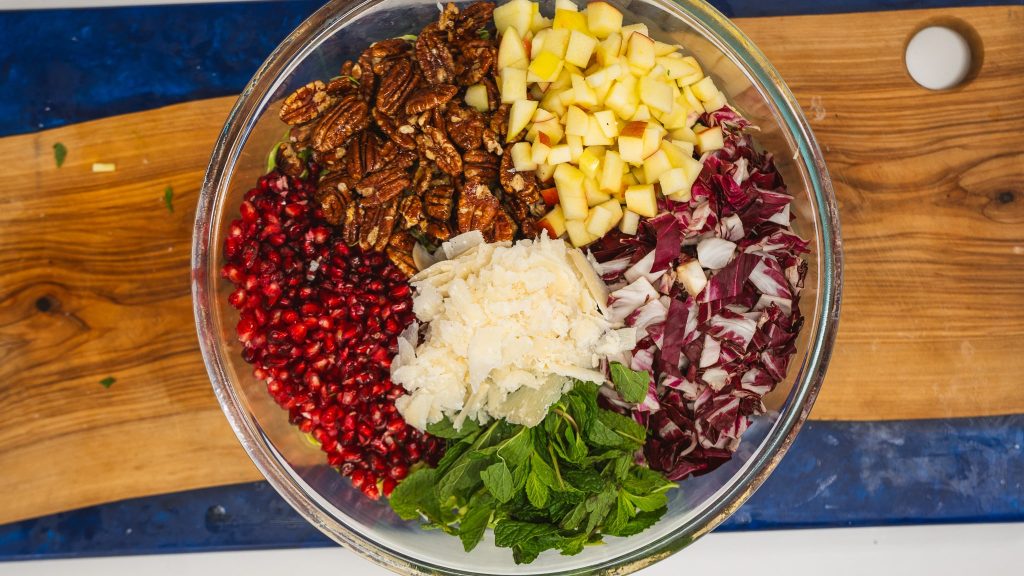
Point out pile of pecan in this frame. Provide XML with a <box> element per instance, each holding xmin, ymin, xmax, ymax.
<box><xmin>274</xmin><ymin>1</ymin><xmax>545</xmax><ymax>276</ymax></box>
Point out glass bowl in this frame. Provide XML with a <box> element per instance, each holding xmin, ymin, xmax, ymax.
<box><xmin>192</xmin><ymin>0</ymin><xmax>843</xmax><ymax>574</ymax></box>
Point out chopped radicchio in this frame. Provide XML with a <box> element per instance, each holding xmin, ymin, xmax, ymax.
<box><xmin>592</xmin><ymin>107</ymin><xmax>810</xmax><ymax>481</ymax></box>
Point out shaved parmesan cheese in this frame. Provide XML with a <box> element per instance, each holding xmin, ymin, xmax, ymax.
<box><xmin>392</xmin><ymin>235</ymin><xmax>630</xmax><ymax>430</ymax></box>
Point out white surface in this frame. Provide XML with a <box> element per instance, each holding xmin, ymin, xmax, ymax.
<box><xmin>905</xmin><ymin>26</ymin><xmax>972</xmax><ymax>90</ymax></box>
<box><xmin>3</xmin><ymin>523</ymin><xmax>1022</xmax><ymax>575</ymax></box>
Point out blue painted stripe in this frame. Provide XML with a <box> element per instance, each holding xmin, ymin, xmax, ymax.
<box><xmin>2</xmin><ymin>416</ymin><xmax>1020</xmax><ymax>560</ymax></box>
<box><xmin>1</xmin><ymin>0</ymin><xmax>1019</xmax><ymax>138</ymax></box>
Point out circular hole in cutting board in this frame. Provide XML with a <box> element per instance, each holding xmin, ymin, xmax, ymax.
<box><xmin>904</xmin><ymin>25</ymin><xmax>978</xmax><ymax>90</ymax></box>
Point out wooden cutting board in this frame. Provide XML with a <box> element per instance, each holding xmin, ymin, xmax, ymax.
<box><xmin>1</xmin><ymin>5</ymin><xmax>1021</xmax><ymax>525</ymax></box>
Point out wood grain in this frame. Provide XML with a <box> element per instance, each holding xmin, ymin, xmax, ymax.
<box><xmin>1</xmin><ymin>6</ymin><xmax>1021</xmax><ymax>524</ymax></box>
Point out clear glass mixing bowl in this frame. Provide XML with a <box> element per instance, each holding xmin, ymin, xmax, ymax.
<box><xmin>192</xmin><ymin>1</ymin><xmax>843</xmax><ymax>573</ymax></box>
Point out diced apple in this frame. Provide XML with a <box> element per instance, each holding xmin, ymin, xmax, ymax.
<box><xmin>540</xmin><ymin>186</ymin><xmax>560</xmax><ymax>207</ymax></box>
<box><xmin>604</xmin><ymin>79</ymin><xmax>638</xmax><ymax>120</ymax></box>
<box><xmin>532</xmin><ymin>141</ymin><xmax>552</xmax><ymax>165</ymax></box>
<box><xmin>530</xmin><ymin>11</ymin><xmax>552</xmax><ymax>33</ymax></box>
<box><xmin>554</xmin><ymin>164</ymin><xmax>588</xmax><ymax>220</ymax></box>
<box><xmin>566</xmin><ymin>134</ymin><xmax>584</xmax><ymax>161</ymax></box>
<box><xmin>547</xmin><ymin>143</ymin><xmax>572</xmax><ymax>165</ymax></box>
<box><xmin>624</xmin><ymin>184</ymin><xmax>658</xmax><ymax>217</ymax></box>
<box><xmin>622</xmin><ymin>172</ymin><xmax>639</xmax><ymax>186</ymax></box>
<box><xmin>640</xmin><ymin>76</ymin><xmax>675</xmax><ymax>113</ymax></box>
<box><xmin>658</xmin><ymin>167</ymin><xmax>695</xmax><ymax>200</ymax></box>
<box><xmin>626</xmin><ymin>33</ymin><xmax>656</xmax><ymax>70</ymax></box>
<box><xmin>577</xmin><ymin>146</ymin><xmax>604</xmax><ymax>179</ymax></box>
<box><xmin>541</xmin><ymin>28</ymin><xmax>570</xmax><ymax>58</ymax></box>
<box><xmin>595</xmin><ymin>33</ymin><xmax>622</xmax><ymax>66</ymax></box>
<box><xmin>585</xmin><ymin>203</ymin><xmax>618</xmax><ymax>236</ymax></box>
<box><xmin>641</xmin><ymin>123</ymin><xmax>666</xmax><ymax>158</ymax></box>
<box><xmin>642</xmin><ymin>149</ymin><xmax>673</xmax><ymax>183</ymax></box>
<box><xmin>600</xmin><ymin>149</ymin><xmax>625</xmax><ymax>193</ymax></box>
<box><xmin>571</xmin><ymin>74</ymin><xmax>598</xmax><ymax>107</ymax></box>
<box><xmin>565</xmin><ymin>105</ymin><xmax>589</xmax><ymax>136</ymax></box>
<box><xmin>593</xmin><ymin>110</ymin><xmax>619</xmax><ymax>139</ymax></box>
<box><xmin>510</xmin><ymin>141</ymin><xmax>537</xmax><ymax>172</ymax></box>
<box><xmin>553</xmin><ymin>8</ymin><xmax>589</xmax><ymax>33</ymax></box>
<box><xmin>680</xmin><ymin>85</ymin><xmax>705</xmax><ymax>114</ymax></box>
<box><xmin>565</xmin><ymin>30</ymin><xmax>598</xmax><ymax>68</ymax></box>
<box><xmin>528</xmin><ymin>51</ymin><xmax>563</xmax><ymax>82</ymax></box>
<box><xmin>585</xmin><ymin>63</ymin><xmax>621</xmax><ymax>88</ymax></box>
<box><xmin>695</xmin><ymin>125</ymin><xmax>724</xmax><ymax>153</ymax></box>
<box><xmin>660</xmin><ymin>140</ymin><xmax>694</xmax><ymax>167</ymax></box>
<box><xmin>619</xmin><ymin>24</ymin><xmax>650</xmax><ymax>54</ymax></box>
<box><xmin>618</xmin><ymin>120</ymin><xmax>647</xmax><ymax>164</ymax></box>
<box><xmin>549</xmin><ymin>66</ymin><xmax>574</xmax><ymax>90</ymax></box>
<box><xmin>538</xmin><ymin>205</ymin><xmax>567</xmax><ymax>238</ymax></box>
<box><xmin>500</xmin><ymin>67</ymin><xmax>528</xmax><ymax>103</ymax></box>
<box><xmin>676</xmin><ymin>260</ymin><xmax>707</xmax><ymax>296</ymax></box>
<box><xmin>464</xmin><ymin>83</ymin><xmax>490</xmax><ymax>113</ymax></box>
<box><xmin>658</xmin><ymin>105</ymin><xmax>688</xmax><ymax>130</ymax></box>
<box><xmin>670</xmin><ymin>125</ymin><xmax>697</xmax><ymax>144</ymax></box>
<box><xmin>657</xmin><ymin>54</ymin><xmax>699</xmax><ymax>81</ymax></box>
<box><xmin>493</xmin><ymin>0</ymin><xmax>534</xmax><ymax>37</ymax></box>
<box><xmin>583</xmin><ymin>115</ymin><xmax>613</xmax><ymax>146</ymax></box>
<box><xmin>702</xmin><ymin>90</ymin><xmax>728</xmax><ymax>112</ymax></box>
<box><xmin>535</xmin><ymin>162</ymin><xmax>557</xmax><ymax>183</ymax></box>
<box><xmin>653</xmin><ymin>40</ymin><xmax>680</xmax><ymax>56</ymax></box>
<box><xmin>690</xmin><ymin>76</ymin><xmax>720</xmax><ymax>102</ymax></box>
<box><xmin>555</xmin><ymin>0</ymin><xmax>578</xmax><ymax>11</ymax></box>
<box><xmin>534</xmin><ymin>117</ymin><xmax>565</xmax><ymax>144</ymax></box>
<box><xmin>630</xmin><ymin>165</ymin><xmax>646</xmax><ymax>185</ymax></box>
<box><xmin>531</xmin><ymin>28</ymin><xmax>549</xmax><ymax>58</ymax></box>
<box><xmin>629</xmin><ymin>104</ymin><xmax>651</xmax><ymax>122</ymax></box>
<box><xmin>619</xmin><ymin>209</ymin><xmax>640</xmax><ymax>234</ymax></box>
<box><xmin>586</xmin><ymin>2</ymin><xmax>624</xmax><ymax>39</ymax></box>
<box><xmin>507</xmin><ymin>99</ymin><xmax>538</xmax><ymax>142</ymax></box>
<box><xmin>584</xmin><ymin>177</ymin><xmax>611</xmax><ymax>207</ymax></box>
<box><xmin>498</xmin><ymin>26</ymin><xmax>529</xmax><ymax>70</ymax></box>
<box><xmin>557</xmin><ymin>87</ymin><xmax>577</xmax><ymax>107</ymax></box>
<box><xmin>564</xmin><ymin>218</ymin><xmax>596</xmax><ymax>247</ymax></box>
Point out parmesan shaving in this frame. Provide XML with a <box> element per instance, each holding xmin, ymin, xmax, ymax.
<box><xmin>392</xmin><ymin>233</ymin><xmax>634</xmax><ymax>430</ymax></box>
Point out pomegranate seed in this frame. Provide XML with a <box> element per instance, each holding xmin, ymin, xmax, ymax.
<box><xmin>221</xmin><ymin>169</ymin><xmax>439</xmax><ymax>501</ymax></box>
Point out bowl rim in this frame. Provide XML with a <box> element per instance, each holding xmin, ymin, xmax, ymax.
<box><xmin>192</xmin><ymin>0</ymin><xmax>843</xmax><ymax>574</ymax></box>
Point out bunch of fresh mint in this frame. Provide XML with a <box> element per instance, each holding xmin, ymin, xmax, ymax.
<box><xmin>389</xmin><ymin>377</ymin><xmax>676</xmax><ymax>564</ymax></box>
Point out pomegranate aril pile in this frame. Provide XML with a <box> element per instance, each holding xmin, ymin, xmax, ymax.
<box><xmin>222</xmin><ymin>170</ymin><xmax>442</xmax><ymax>500</ymax></box>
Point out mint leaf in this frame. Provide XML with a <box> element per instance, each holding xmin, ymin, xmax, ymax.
<box><xmin>596</xmin><ymin>410</ymin><xmax>647</xmax><ymax>449</ymax></box>
<box><xmin>389</xmin><ymin>468</ymin><xmax>436</xmax><ymax>520</ymax></box>
<box><xmin>436</xmin><ymin>455</ymin><xmax>486</xmax><ymax>502</ymax></box>
<box><xmin>529</xmin><ymin>452</ymin><xmax>557</xmax><ymax>489</ymax></box>
<box><xmin>586</xmin><ymin>416</ymin><xmax>623</xmax><ymax>448</ymax></box>
<box><xmin>53</xmin><ymin>142</ymin><xmax>67</xmax><ymax>168</ymax></box>
<box><xmin>427</xmin><ymin>417</ymin><xmax>480</xmax><ymax>439</ymax></box>
<box><xmin>163</xmin><ymin>185</ymin><xmax>174</xmax><ymax>213</ymax></box>
<box><xmin>458</xmin><ymin>492</ymin><xmax>494</xmax><ymax>552</ymax></box>
<box><xmin>624</xmin><ymin>490</ymin><xmax>668</xmax><ymax>512</ymax></box>
<box><xmin>610</xmin><ymin>362</ymin><xmax>649</xmax><ymax>403</ymax></box>
<box><xmin>525</xmin><ymin>472</ymin><xmax>549</xmax><ymax>508</ymax></box>
<box><xmin>557</xmin><ymin>533</ymin><xmax>588</xmax><ymax>556</ymax></box>
<box><xmin>493</xmin><ymin>520</ymin><xmax>556</xmax><ymax>548</ymax></box>
<box><xmin>481</xmin><ymin>461</ymin><xmax>515</xmax><ymax>503</ymax></box>
<box><xmin>497</xmin><ymin>427</ymin><xmax>532</xmax><ymax>466</ymax></box>
<box><xmin>99</xmin><ymin>376</ymin><xmax>115</xmax><ymax>388</ymax></box>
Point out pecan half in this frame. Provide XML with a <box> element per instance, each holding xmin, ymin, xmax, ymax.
<box><xmin>418</xmin><ymin>126</ymin><xmax>462</xmax><ymax>176</ymax></box>
<box><xmin>446</xmin><ymin>104</ymin><xmax>486</xmax><ymax>150</ymax></box>
<box><xmin>424</xmin><ymin>184</ymin><xmax>455</xmax><ymax>221</ymax></box>
<box><xmin>456</xmin><ymin>179</ymin><xmax>500</xmax><ymax>233</ymax></box>
<box><xmin>274</xmin><ymin>142</ymin><xmax>306</xmax><ymax>177</ymax></box>
<box><xmin>489</xmin><ymin>103</ymin><xmax>510</xmax><ymax>140</ymax></box>
<box><xmin>463</xmin><ymin>149</ymin><xmax>500</xmax><ymax>182</ymax></box>
<box><xmin>487</xmin><ymin>207</ymin><xmax>517</xmax><ymax>243</ymax></box>
<box><xmin>375</xmin><ymin>58</ymin><xmax>417</xmax><ymax>116</ymax></box>
<box><xmin>398</xmin><ymin>194</ymin><xmax>425</xmax><ymax>229</ymax></box>
<box><xmin>454</xmin><ymin>2</ymin><xmax>494</xmax><ymax>40</ymax></box>
<box><xmin>373</xmin><ymin>108</ymin><xmax>417</xmax><ymax>151</ymax></box>
<box><xmin>326</xmin><ymin>63</ymin><xmax>360</xmax><ymax>96</ymax></box>
<box><xmin>499</xmin><ymin>145</ymin><xmax>542</xmax><ymax>207</ymax></box>
<box><xmin>357</xmin><ymin>168</ymin><xmax>411</xmax><ymax>206</ymax></box>
<box><xmin>454</xmin><ymin>39</ymin><xmax>496</xmax><ymax>86</ymax></box>
<box><xmin>319</xmin><ymin>190</ymin><xmax>347</xmax><ymax>225</ymax></box>
<box><xmin>386</xmin><ymin>231</ymin><xmax>418</xmax><ymax>277</ymax></box>
<box><xmin>312</xmin><ymin>95</ymin><xmax>370</xmax><ymax>153</ymax></box>
<box><xmin>425</xmin><ymin>219</ymin><xmax>452</xmax><ymax>242</ymax></box>
<box><xmin>280</xmin><ymin>81</ymin><xmax>334</xmax><ymax>125</ymax></box>
<box><xmin>368</xmin><ymin>38</ymin><xmax>412</xmax><ymax>64</ymax></box>
<box><xmin>359</xmin><ymin>200</ymin><xmax>399</xmax><ymax>252</ymax></box>
<box><xmin>341</xmin><ymin>201</ymin><xmax>363</xmax><ymax>246</ymax></box>
<box><xmin>416</xmin><ymin>23</ymin><xmax>457</xmax><ymax>84</ymax></box>
<box><xmin>405</xmin><ymin>84</ymin><xmax>458</xmax><ymax>114</ymax></box>
<box><xmin>346</xmin><ymin>132</ymin><xmax>397</xmax><ymax>180</ymax></box>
